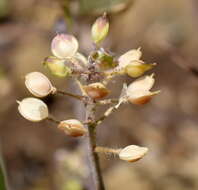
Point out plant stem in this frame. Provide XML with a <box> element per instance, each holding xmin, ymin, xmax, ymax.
<box><xmin>85</xmin><ymin>102</ymin><xmax>105</xmax><ymax>190</ymax></box>
<box><xmin>57</xmin><ymin>90</ymin><xmax>85</xmax><ymax>100</ymax></box>
<box><xmin>95</xmin><ymin>146</ymin><xmax>121</xmax><ymax>155</ymax></box>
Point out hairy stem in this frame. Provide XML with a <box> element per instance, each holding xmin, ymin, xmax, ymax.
<box><xmin>95</xmin><ymin>146</ymin><xmax>121</xmax><ymax>155</ymax></box>
<box><xmin>86</xmin><ymin>103</ymin><xmax>105</xmax><ymax>190</ymax></box>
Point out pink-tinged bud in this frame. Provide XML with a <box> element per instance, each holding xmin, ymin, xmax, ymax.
<box><xmin>17</xmin><ymin>97</ymin><xmax>48</xmax><ymax>122</ymax></box>
<box><xmin>126</xmin><ymin>74</ymin><xmax>160</xmax><ymax>105</ymax></box>
<box><xmin>84</xmin><ymin>82</ymin><xmax>109</xmax><ymax>100</ymax></box>
<box><xmin>118</xmin><ymin>48</ymin><xmax>142</xmax><ymax>69</ymax></box>
<box><xmin>91</xmin><ymin>13</ymin><xmax>109</xmax><ymax>44</ymax></box>
<box><xmin>25</xmin><ymin>72</ymin><xmax>56</xmax><ymax>97</ymax></box>
<box><xmin>51</xmin><ymin>34</ymin><xmax>78</xmax><ymax>59</ymax></box>
<box><xmin>43</xmin><ymin>56</ymin><xmax>72</xmax><ymax>77</ymax></box>
<box><xmin>119</xmin><ymin>145</ymin><xmax>148</xmax><ymax>162</ymax></box>
<box><xmin>58</xmin><ymin>119</ymin><xmax>87</xmax><ymax>137</ymax></box>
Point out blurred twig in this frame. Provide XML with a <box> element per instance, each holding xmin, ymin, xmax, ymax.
<box><xmin>0</xmin><ymin>146</ymin><xmax>9</xmax><ymax>190</ymax></box>
<box><xmin>169</xmin><ymin>47</ymin><xmax>198</xmax><ymax>79</ymax></box>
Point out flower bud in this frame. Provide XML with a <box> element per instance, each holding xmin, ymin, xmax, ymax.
<box><xmin>58</xmin><ymin>119</ymin><xmax>87</xmax><ymax>137</ymax></box>
<box><xmin>125</xmin><ymin>61</ymin><xmax>156</xmax><ymax>78</ymax></box>
<box><xmin>119</xmin><ymin>145</ymin><xmax>148</xmax><ymax>162</ymax></box>
<box><xmin>17</xmin><ymin>97</ymin><xmax>48</xmax><ymax>122</ymax></box>
<box><xmin>96</xmin><ymin>51</ymin><xmax>117</xmax><ymax>70</ymax></box>
<box><xmin>43</xmin><ymin>56</ymin><xmax>72</xmax><ymax>77</ymax></box>
<box><xmin>84</xmin><ymin>82</ymin><xmax>109</xmax><ymax>100</ymax></box>
<box><xmin>126</xmin><ymin>74</ymin><xmax>160</xmax><ymax>105</ymax></box>
<box><xmin>51</xmin><ymin>34</ymin><xmax>78</xmax><ymax>59</ymax></box>
<box><xmin>118</xmin><ymin>48</ymin><xmax>142</xmax><ymax>69</ymax></box>
<box><xmin>25</xmin><ymin>72</ymin><xmax>56</xmax><ymax>97</ymax></box>
<box><xmin>91</xmin><ymin>13</ymin><xmax>109</xmax><ymax>44</ymax></box>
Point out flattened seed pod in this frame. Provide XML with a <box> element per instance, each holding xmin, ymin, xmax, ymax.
<box><xmin>17</xmin><ymin>97</ymin><xmax>48</xmax><ymax>122</ymax></box>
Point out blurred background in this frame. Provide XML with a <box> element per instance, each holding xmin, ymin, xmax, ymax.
<box><xmin>1</xmin><ymin>0</ymin><xmax>198</xmax><ymax>189</ymax></box>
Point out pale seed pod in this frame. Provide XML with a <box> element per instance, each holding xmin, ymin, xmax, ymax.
<box><xmin>43</xmin><ymin>56</ymin><xmax>72</xmax><ymax>77</ymax></box>
<box><xmin>126</xmin><ymin>74</ymin><xmax>160</xmax><ymax>105</ymax></box>
<box><xmin>125</xmin><ymin>61</ymin><xmax>156</xmax><ymax>78</ymax></box>
<box><xmin>119</xmin><ymin>145</ymin><xmax>148</xmax><ymax>162</ymax></box>
<box><xmin>58</xmin><ymin>119</ymin><xmax>87</xmax><ymax>137</ymax></box>
<box><xmin>91</xmin><ymin>13</ymin><xmax>109</xmax><ymax>44</ymax></box>
<box><xmin>25</xmin><ymin>72</ymin><xmax>56</xmax><ymax>97</ymax></box>
<box><xmin>127</xmin><ymin>90</ymin><xmax>160</xmax><ymax>105</ymax></box>
<box><xmin>51</xmin><ymin>34</ymin><xmax>78</xmax><ymax>59</ymax></box>
<box><xmin>118</xmin><ymin>48</ymin><xmax>142</xmax><ymax>69</ymax></box>
<box><xmin>84</xmin><ymin>82</ymin><xmax>109</xmax><ymax>100</ymax></box>
<box><xmin>74</xmin><ymin>52</ymin><xmax>88</xmax><ymax>66</ymax></box>
<box><xmin>17</xmin><ymin>97</ymin><xmax>48</xmax><ymax>122</ymax></box>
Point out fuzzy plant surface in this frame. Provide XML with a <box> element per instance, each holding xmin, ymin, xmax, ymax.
<box><xmin>17</xmin><ymin>13</ymin><xmax>160</xmax><ymax>190</ymax></box>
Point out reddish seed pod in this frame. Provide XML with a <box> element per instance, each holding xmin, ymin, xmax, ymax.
<box><xmin>58</xmin><ymin>119</ymin><xmax>87</xmax><ymax>137</ymax></box>
<box><xmin>84</xmin><ymin>82</ymin><xmax>109</xmax><ymax>100</ymax></box>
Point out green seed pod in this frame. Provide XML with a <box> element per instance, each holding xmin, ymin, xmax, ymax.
<box><xmin>96</xmin><ymin>51</ymin><xmax>117</xmax><ymax>70</ymax></box>
<box><xmin>91</xmin><ymin>13</ymin><xmax>109</xmax><ymax>44</ymax></box>
<box><xmin>125</xmin><ymin>61</ymin><xmax>156</xmax><ymax>78</ymax></box>
<box><xmin>43</xmin><ymin>56</ymin><xmax>72</xmax><ymax>77</ymax></box>
<box><xmin>17</xmin><ymin>97</ymin><xmax>48</xmax><ymax>122</ymax></box>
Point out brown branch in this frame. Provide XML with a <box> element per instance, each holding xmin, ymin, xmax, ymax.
<box><xmin>57</xmin><ymin>90</ymin><xmax>86</xmax><ymax>101</ymax></box>
<box><xmin>170</xmin><ymin>53</ymin><xmax>198</xmax><ymax>78</ymax></box>
<box><xmin>96</xmin><ymin>98</ymin><xmax>119</xmax><ymax>105</ymax></box>
<box><xmin>85</xmin><ymin>102</ymin><xmax>105</xmax><ymax>190</ymax></box>
<box><xmin>95</xmin><ymin>146</ymin><xmax>121</xmax><ymax>155</ymax></box>
<box><xmin>46</xmin><ymin>116</ymin><xmax>60</xmax><ymax>124</ymax></box>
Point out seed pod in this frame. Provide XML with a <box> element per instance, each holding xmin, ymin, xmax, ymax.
<box><xmin>25</xmin><ymin>72</ymin><xmax>56</xmax><ymax>97</ymax></box>
<box><xmin>84</xmin><ymin>82</ymin><xmax>109</xmax><ymax>100</ymax></box>
<box><xmin>126</xmin><ymin>75</ymin><xmax>160</xmax><ymax>105</ymax></box>
<box><xmin>91</xmin><ymin>13</ymin><xmax>109</xmax><ymax>44</ymax></box>
<box><xmin>127</xmin><ymin>90</ymin><xmax>159</xmax><ymax>105</ymax></box>
<box><xmin>58</xmin><ymin>119</ymin><xmax>87</xmax><ymax>137</ymax></box>
<box><xmin>119</xmin><ymin>145</ymin><xmax>148</xmax><ymax>162</ymax></box>
<box><xmin>43</xmin><ymin>56</ymin><xmax>72</xmax><ymax>77</ymax></box>
<box><xmin>118</xmin><ymin>48</ymin><xmax>142</xmax><ymax>69</ymax></box>
<box><xmin>51</xmin><ymin>34</ymin><xmax>78</xmax><ymax>59</ymax></box>
<box><xmin>125</xmin><ymin>61</ymin><xmax>156</xmax><ymax>78</ymax></box>
<box><xmin>74</xmin><ymin>52</ymin><xmax>88</xmax><ymax>66</ymax></box>
<box><xmin>96</xmin><ymin>51</ymin><xmax>117</xmax><ymax>70</ymax></box>
<box><xmin>17</xmin><ymin>97</ymin><xmax>48</xmax><ymax>122</ymax></box>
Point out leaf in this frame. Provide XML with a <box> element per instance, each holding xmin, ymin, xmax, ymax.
<box><xmin>79</xmin><ymin>0</ymin><xmax>130</xmax><ymax>14</ymax></box>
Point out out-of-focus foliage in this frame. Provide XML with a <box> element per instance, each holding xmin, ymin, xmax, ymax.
<box><xmin>79</xmin><ymin>0</ymin><xmax>130</xmax><ymax>14</ymax></box>
<box><xmin>0</xmin><ymin>0</ymin><xmax>9</xmax><ymax>19</ymax></box>
<box><xmin>0</xmin><ymin>149</ymin><xmax>8</xmax><ymax>190</ymax></box>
